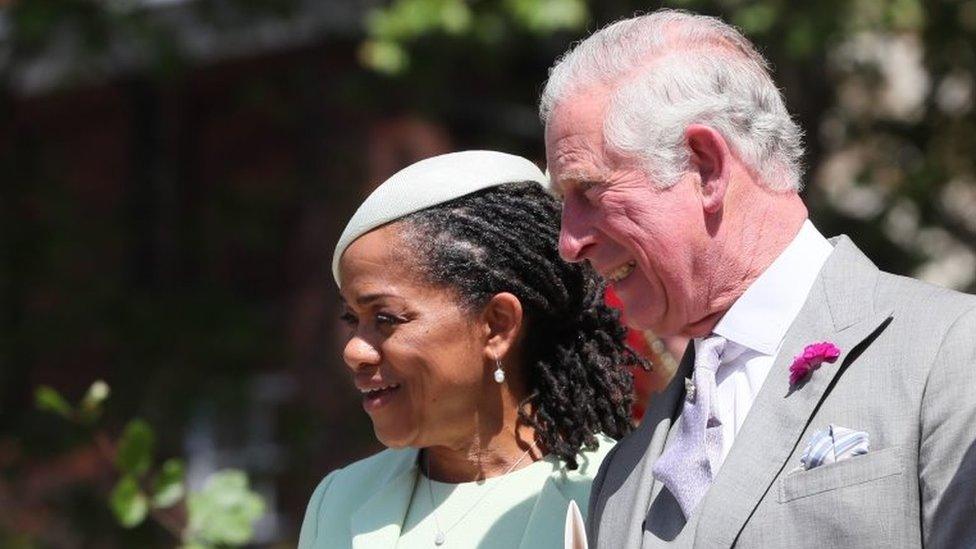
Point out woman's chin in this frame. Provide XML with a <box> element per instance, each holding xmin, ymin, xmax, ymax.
<box><xmin>371</xmin><ymin>425</ymin><xmax>417</xmax><ymax>449</ymax></box>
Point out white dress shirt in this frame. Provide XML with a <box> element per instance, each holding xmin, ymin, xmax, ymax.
<box><xmin>694</xmin><ymin>220</ymin><xmax>833</xmax><ymax>466</ymax></box>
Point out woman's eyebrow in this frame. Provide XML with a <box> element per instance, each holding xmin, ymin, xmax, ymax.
<box><xmin>343</xmin><ymin>293</ymin><xmax>398</xmax><ymax>306</ymax></box>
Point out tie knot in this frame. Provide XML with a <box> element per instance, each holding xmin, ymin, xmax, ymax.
<box><xmin>695</xmin><ymin>335</ymin><xmax>728</xmax><ymax>373</ymax></box>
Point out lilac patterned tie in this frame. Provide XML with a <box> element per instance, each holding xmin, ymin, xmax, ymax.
<box><xmin>652</xmin><ymin>335</ymin><xmax>728</xmax><ymax>518</ymax></box>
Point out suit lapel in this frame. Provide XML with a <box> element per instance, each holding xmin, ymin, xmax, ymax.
<box><xmin>351</xmin><ymin>448</ymin><xmax>419</xmax><ymax>549</ymax></box>
<box><xmin>693</xmin><ymin>237</ymin><xmax>893</xmax><ymax>547</ymax></box>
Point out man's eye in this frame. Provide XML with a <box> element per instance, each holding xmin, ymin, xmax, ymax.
<box><xmin>577</xmin><ymin>181</ymin><xmax>602</xmax><ymax>197</ymax></box>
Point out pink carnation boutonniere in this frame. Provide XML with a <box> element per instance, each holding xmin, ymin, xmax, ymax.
<box><xmin>789</xmin><ymin>342</ymin><xmax>841</xmax><ymax>385</ymax></box>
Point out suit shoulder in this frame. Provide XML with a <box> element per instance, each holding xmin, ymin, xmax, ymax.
<box><xmin>872</xmin><ymin>272</ymin><xmax>976</xmax><ymax>385</ymax></box>
<box><xmin>586</xmin><ymin>420</ymin><xmax>656</xmax><ymax>489</ymax></box>
<box><xmin>616</xmin><ymin>411</ymin><xmax>659</xmax><ymax>457</ymax></box>
<box><xmin>876</xmin><ymin>271</ymin><xmax>976</xmax><ymax>325</ymax></box>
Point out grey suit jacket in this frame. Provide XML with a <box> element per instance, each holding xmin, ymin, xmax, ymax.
<box><xmin>588</xmin><ymin>236</ymin><xmax>976</xmax><ymax>548</ymax></box>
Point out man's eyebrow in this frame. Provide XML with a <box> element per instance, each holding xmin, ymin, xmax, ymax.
<box><xmin>552</xmin><ymin>169</ymin><xmax>587</xmax><ymax>190</ymax></box>
<box><xmin>555</xmin><ymin>169</ymin><xmax>607</xmax><ymax>193</ymax></box>
<box><xmin>559</xmin><ymin>168</ymin><xmax>589</xmax><ymax>183</ymax></box>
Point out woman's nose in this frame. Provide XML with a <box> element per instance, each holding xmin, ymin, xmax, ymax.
<box><xmin>343</xmin><ymin>335</ymin><xmax>381</xmax><ymax>372</ymax></box>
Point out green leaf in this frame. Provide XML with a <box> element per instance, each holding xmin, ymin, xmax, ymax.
<box><xmin>35</xmin><ymin>386</ymin><xmax>73</xmax><ymax>418</ymax></box>
<box><xmin>505</xmin><ymin>0</ymin><xmax>588</xmax><ymax>34</ymax></box>
<box><xmin>110</xmin><ymin>475</ymin><xmax>149</xmax><ymax>528</ymax></box>
<box><xmin>358</xmin><ymin>40</ymin><xmax>409</xmax><ymax>75</ymax></box>
<box><xmin>439</xmin><ymin>0</ymin><xmax>472</xmax><ymax>35</ymax></box>
<box><xmin>733</xmin><ymin>4</ymin><xmax>779</xmax><ymax>36</ymax></box>
<box><xmin>185</xmin><ymin>470</ymin><xmax>265</xmax><ymax>546</ymax></box>
<box><xmin>116</xmin><ymin>419</ymin><xmax>155</xmax><ymax>476</ymax></box>
<box><xmin>152</xmin><ymin>458</ymin><xmax>186</xmax><ymax>509</ymax></box>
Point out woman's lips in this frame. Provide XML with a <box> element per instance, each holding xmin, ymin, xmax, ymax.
<box><xmin>361</xmin><ymin>384</ymin><xmax>401</xmax><ymax>412</ymax></box>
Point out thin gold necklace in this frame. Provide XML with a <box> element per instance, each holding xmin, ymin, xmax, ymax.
<box><xmin>424</xmin><ymin>441</ymin><xmax>538</xmax><ymax>547</ymax></box>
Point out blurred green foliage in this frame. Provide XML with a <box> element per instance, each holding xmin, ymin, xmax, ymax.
<box><xmin>153</xmin><ymin>459</ymin><xmax>188</xmax><ymax>509</ymax></box>
<box><xmin>110</xmin><ymin>474</ymin><xmax>150</xmax><ymax>528</ymax></box>
<box><xmin>361</xmin><ymin>0</ymin><xmax>589</xmax><ymax>73</ymax></box>
<box><xmin>34</xmin><ymin>383</ymin><xmax>265</xmax><ymax>547</ymax></box>
<box><xmin>116</xmin><ymin>419</ymin><xmax>155</xmax><ymax>477</ymax></box>
<box><xmin>184</xmin><ymin>470</ymin><xmax>266</xmax><ymax>548</ymax></box>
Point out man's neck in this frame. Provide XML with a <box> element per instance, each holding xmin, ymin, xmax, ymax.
<box><xmin>691</xmin><ymin>192</ymin><xmax>808</xmax><ymax>337</ymax></box>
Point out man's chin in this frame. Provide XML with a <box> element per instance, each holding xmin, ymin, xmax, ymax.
<box><xmin>620</xmin><ymin>305</ymin><xmax>667</xmax><ymax>334</ymax></box>
<box><xmin>681</xmin><ymin>311</ymin><xmax>724</xmax><ymax>338</ymax></box>
<box><xmin>625</xmin><ymin>310</ymin><xmax>701</xmax><ymax>339</ymax></box>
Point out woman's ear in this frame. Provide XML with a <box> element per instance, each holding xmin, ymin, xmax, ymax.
<box><xmin>482</xmin><ymin>292</ymin><xmax>523</xmax><ymax>361</ymax></box>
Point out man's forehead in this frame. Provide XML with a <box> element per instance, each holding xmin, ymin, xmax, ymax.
<box><xmin>545</xmin><ymin>91</ymin><xmax>610</xmax><ymax>157</ymax></box>
<box><xmin>546</xmin><ymin>130</ymin><xmax>611</xmax><ymax>190</ymax></box>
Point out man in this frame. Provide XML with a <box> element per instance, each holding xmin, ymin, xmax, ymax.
<box><xmin>541</xmin><ymin>9</ymin><xmax>976</xmax><ymax>548</ymax></box>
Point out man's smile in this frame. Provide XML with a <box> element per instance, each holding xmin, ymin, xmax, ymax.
<box><xmin>605</xmin><ymin>260</ymin><xmax>637</xmax><ymax>283</ymax></box>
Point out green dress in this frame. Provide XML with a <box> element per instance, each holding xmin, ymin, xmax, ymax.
<box><xmin>298</xmin><ymin>435</ymin><xmax>615</xmax><ymax>549</ymax></box>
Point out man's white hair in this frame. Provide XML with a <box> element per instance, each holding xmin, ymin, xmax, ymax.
<box><xmin>540</xmin><ymin>10</ymin><xmax>804</xmax><ymax>191</ymax></box>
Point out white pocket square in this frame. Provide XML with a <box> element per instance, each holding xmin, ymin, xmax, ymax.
<box><xmin>799</xmin><ymin>424</ymin><xmax>869</xmax><ymax>471</ymax></box>
<box><xmin>564</xmin><ymin>500</ymin><xmax>588</xmax><ymax>549</ymax></box>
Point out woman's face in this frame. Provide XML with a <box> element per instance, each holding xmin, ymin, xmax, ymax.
<box><xmin>338</xmin><ymin>224</ymin><xmax>493</xmax><ymax>449</ymax></box>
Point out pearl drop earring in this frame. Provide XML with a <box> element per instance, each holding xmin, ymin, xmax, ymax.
<box><xmin>493</xmin><ymin>356</ymin><xmax>505</xmax><ymax>384</ymax></box>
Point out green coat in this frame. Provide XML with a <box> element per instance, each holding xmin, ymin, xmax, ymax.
<box><xmin>298</xmin><ymin>435</ymin><xmax>615</xmax><ymax>549</ymax></box>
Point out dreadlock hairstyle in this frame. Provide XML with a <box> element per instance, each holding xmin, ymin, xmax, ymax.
<box><xmin>397</xmin><ymin>181</ymin><xmax>644</xmax><ymax>470</ymax></box>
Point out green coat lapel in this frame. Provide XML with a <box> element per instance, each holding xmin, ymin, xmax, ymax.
<box><xmin>693</xmin><ymin>237</ymin><xmax>894</xmax><ymax>547</ymax></box>
<box><xmin>351</xmin><ymin>448</ymin><xmax>419</xmax><ymax>549</ymax></box>
<box><xmin>517</xmin><ymin>470</ymin><xmax>572</xmax><ymax>549</ymax></box>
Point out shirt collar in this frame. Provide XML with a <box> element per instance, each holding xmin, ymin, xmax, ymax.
<box><xmin>711</xmin><ymin>220</ymin><xmax>834</xmax><ymax>355</ymax></box>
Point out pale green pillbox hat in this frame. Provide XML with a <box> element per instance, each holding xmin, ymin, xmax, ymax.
<box><xmin>331</xmin><ymin>150</ymin><xmax>547</xmax><ymax>287</ymax></box>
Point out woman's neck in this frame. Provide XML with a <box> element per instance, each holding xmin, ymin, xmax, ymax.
<box><xmin>423</xmin><ymin>424</ymin><xmax>541</xmax><ymax>483</ymax></box>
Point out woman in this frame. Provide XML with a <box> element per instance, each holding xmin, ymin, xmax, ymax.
<box><xmin>299</xmin><ymin>151</ymin><xmax>641</xmax><ymax>548</ymax></box>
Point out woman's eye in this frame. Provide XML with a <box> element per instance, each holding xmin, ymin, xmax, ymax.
<box><xmin>339</xmin><ymin>312</ymin><xmax>358</xmax><ymax>326</ymax></box>
<box><xmin>375</xmin><ymin>313</ymin><xmax>403</xmax><ymax>326</ymax></box>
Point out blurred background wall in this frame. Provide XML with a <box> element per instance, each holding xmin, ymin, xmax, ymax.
<box><xmin>2</xmin><ymin>0</ymin><xmax>975</xmax><ymax>546</ymax></box>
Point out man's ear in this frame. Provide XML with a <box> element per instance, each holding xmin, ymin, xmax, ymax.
<box><xmin>482</xmin><ymin>292</ymin><xmax>523</xmax><ymax>362</ymax></box>
<box><xmin>685</xmin><ymin>124</ymin><xmax>731</xmax><ymax>214</ymax></box>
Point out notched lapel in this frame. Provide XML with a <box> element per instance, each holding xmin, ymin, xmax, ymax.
<box><xmin>351</xmin><ymin>449</ymin><xmax>419</xmax><ymax>549</ymax></box>
<box><xmin>694</xmin><ymin>237</ymin><xmax>894</xmax><ymax>548</ymax></box>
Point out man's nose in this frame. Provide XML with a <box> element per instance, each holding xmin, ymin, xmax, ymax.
<box><xmin>559</xmin><ymin>202</ymin><xmax>596</xmax><ymax>262</ymax></box>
